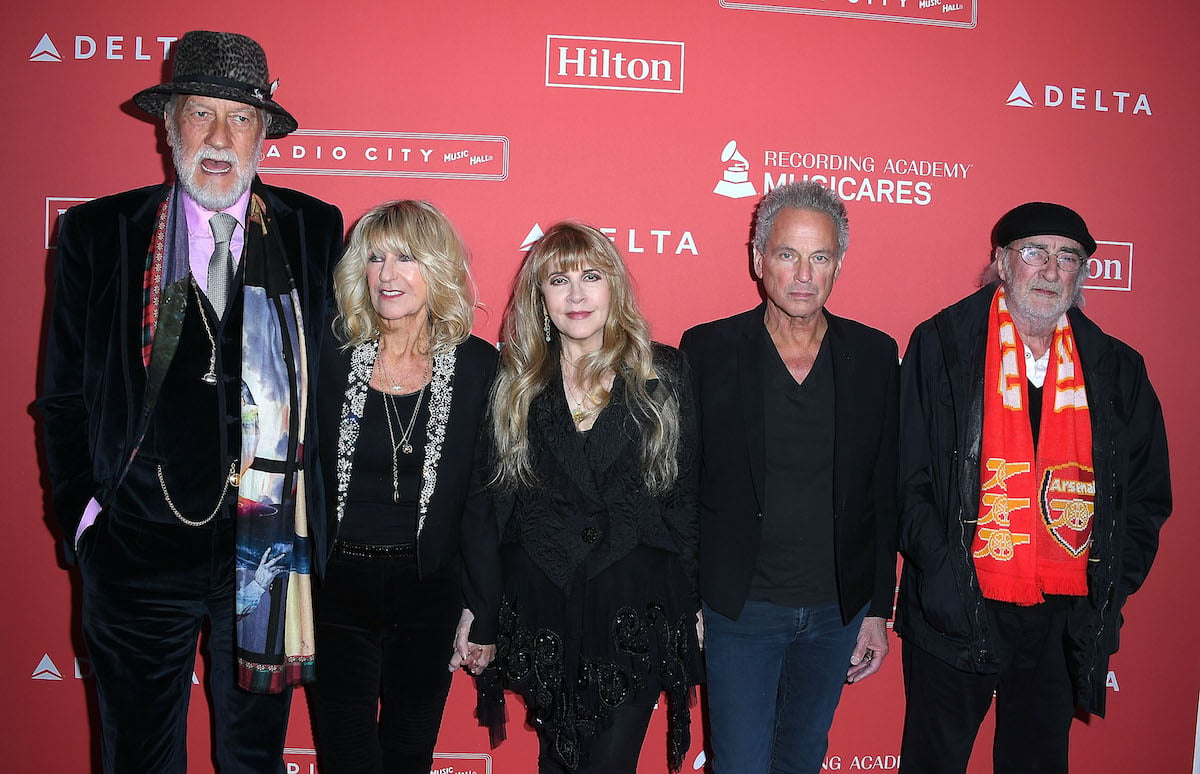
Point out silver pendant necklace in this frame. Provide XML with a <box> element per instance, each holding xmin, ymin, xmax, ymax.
<box><xmin>378</xmin><ymin>353</ymin><xmax>431</xmax><ymax>501</ymax></box>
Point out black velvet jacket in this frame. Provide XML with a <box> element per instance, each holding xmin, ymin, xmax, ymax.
<box><xmin>680</xmin><ymin>304</ymin><xmax>900</xmax><ymax>624</ymax></box>
<box><xmin>38</xmin><ymin>181</ymin><xmax>343</xmax><ymax>564</ymax></box>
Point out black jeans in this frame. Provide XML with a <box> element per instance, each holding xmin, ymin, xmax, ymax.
<box><xmin>311</xmin><ymin>545</ymin><xmax>460</xmax><ymax>774</ymax></box>
<box><xmin>899</xmin><ymin>597</ymin><xmax>1075</xmax><ymax>774</ymax></box>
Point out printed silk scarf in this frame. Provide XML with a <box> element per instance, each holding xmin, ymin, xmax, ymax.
<box><xmin>973</xmin><ymin>287</ymin><xmax>1095</xmax><ymax>605</ymax></box>
<box><xmin>141</xmin><ymin>182</ymin><xmax>315</xmax><ymax>692</ymax></box>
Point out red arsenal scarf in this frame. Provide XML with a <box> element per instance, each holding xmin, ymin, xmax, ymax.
<box><xmin>973</xmin><ymin>287</ymin><xmax>1095</xmax><ymax>605</ymax></box>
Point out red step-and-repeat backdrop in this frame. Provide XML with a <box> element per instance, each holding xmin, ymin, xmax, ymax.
<box><xmin>3</xmin><ymin>1</ymin><xmax>1196</xmax><ymax>771</ymax></box>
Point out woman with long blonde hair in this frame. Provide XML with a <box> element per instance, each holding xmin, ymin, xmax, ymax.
<box><xmin>466</xmin><ymin>222</ymin><xmax>702</xmax><ymax>773</ymax></box>
<box><xmin>311</xmin><ymin>200</ymin><xmax>498</xmax><ymax>773</ymax></box>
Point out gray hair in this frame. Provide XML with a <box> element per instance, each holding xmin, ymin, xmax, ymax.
<box><xmin>753</xmin><ymin>181</ymin><xmax>849</xmax><ymax>257</ymax></box>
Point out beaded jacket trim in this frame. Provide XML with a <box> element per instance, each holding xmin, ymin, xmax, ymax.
<box><xmin>335</xmin><ymin>339</ymin><xmax>456</xmax><ymax>539</ymax></box>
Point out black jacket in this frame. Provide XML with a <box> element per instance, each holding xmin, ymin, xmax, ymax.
<box><xmin>679</xmin><ymin>305</ymin><xmax>899</xmax><ymax>623</ymax></box>
<box><xmin>315</xmin><ymin>333</ymin><xmax>498</xmax><ymax>580</ymax></box>
<box><xmin>464</xmin><ymin>344</ymin><xmax>699</xmax><ymax>644</ymax></box>
<box><xmin>894</xmin><ymin>284</ymin><xmax>1172</xmax><ymax>716</ymax></box>
<box><xmin>38</xmin><ymin>181</ymin><xmax>343</xmax><ymax>565</ymax></box>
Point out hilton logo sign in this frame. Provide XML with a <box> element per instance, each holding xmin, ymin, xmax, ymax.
<box><xmin>545</xmin><ymin>35</ymin><xmax>684</xmax><ymax>93</ymax></box>
<box><xmin>1083</xmin><ymin>242</ymin><xmax>1134</xmax><ymax>292</ymax></box>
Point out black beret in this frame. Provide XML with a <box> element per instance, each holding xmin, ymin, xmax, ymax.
<box><xmin>992</xmin><ymin>202</ymin><xmax>1097</xmax><ymax>257</ymax></box>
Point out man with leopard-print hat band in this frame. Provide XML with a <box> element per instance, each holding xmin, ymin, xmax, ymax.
<box><xmin>38</xmin><ymin>30</ymin><xmax>342</xmax><ymax>772</ymax></box>
<box><xmin>894</xmin><ymin>202</ymin><xmax>1171</xmax><ymax>772</ymax></box>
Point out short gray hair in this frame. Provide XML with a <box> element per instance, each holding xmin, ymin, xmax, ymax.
<box><xmin>753</xmin><ymin>181</ymin><xmax>849</xmax><ymax>257</ymax></box>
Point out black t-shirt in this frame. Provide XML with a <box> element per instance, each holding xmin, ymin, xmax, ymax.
<box><xmin>749</xmin><ymin>328</ymin><xmax>838</xmax><ymax>607</ymax></box>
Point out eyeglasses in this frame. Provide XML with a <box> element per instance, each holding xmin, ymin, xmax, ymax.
<box><xmin>1007</xmin><ymin>245</ymin><xmax>1086</xmax><ymax>273</ymax></box>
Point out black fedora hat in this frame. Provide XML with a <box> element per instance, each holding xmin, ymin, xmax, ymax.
<box><xmin>133</xmin><ymin>30</ymin><xmax>297</xmax><ymax>139</ymax></box>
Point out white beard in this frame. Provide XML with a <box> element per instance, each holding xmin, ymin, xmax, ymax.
<box><xmin>169</xmin><ymin>125</ymin><xmax>262</xmax><ymax>210</ymax></box>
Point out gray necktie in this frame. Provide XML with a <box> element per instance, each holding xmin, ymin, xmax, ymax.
<box><xmin>206</xmin><ymin>212</ymin><xmax>238</xmax><ymax>319</ymax></box>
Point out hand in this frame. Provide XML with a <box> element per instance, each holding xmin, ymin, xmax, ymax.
<box><xmin>253</xmin><ymin>547</ymin><xmax>288</xmax><ymax>589</ymax></box>
<box><xmin>448</xmin><ymin>608</ymin><xmax>496</xmax><ymax>675</ymax></box>
<box><xmin>846</xmin><ymin>616</ymin><xmax>889</xmax><ymax>684</ymax></box>
<box><xmin>695</xmin><ymin>608</ymin><xmax>705</xmax><ymax>650</ymax></box>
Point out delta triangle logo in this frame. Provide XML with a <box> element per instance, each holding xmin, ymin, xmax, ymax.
<box><xmin>520</xmin><ymin>223</ymin><xmax>544</xmax><ymax>251</ymax></box>
<box><xmin>29</xmin><ymin>33</ymin><xmax>62</xmax><ymax>63</ymax></box>
<box><xmin>32</xmin><ymin>654</ymin><xmax>63</xmax><ymax>681</ymax></box>
<box><xmin>1006</xmin><ymin>81</ymin><xmax>1034</xmax><ymax>108</ymax></box>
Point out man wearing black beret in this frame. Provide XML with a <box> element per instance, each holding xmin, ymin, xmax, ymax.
<box><xmin>38</xmin><ymin>30</ymin><xmax>342</xmax><ymax>772</ymax></box>
<box><xmin>893</xmin><ymin>202</ymin><xmax>1171</xmax><ymax>772</ymax></box>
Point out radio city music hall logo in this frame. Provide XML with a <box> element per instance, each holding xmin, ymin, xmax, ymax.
<box><xmin>718</xmin><ymin>0</ymin><xmax>976</xmax><ymax>28</ymax></box>
<box><xmin>259</xmin><ymin>130</ymin><xmax>508</xmax><ymax>181</ymax></box>
<box><xmin>546</xmin><ymin>35</ymin><xmax>684</xmax><ymax>93</ymax></box>
<box><xmin>29</xmin><ymin>32</ymin><xmax>177</xmax><ymax>62</ymax></box>
<box><xmin>1005</xmin><ymin>81</ymin><xmax>1152</xmax><ymax>116</ymax></box>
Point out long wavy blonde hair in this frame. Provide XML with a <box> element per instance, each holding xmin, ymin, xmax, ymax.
<box><xmin>490</xmin><ymin>222</ymin><xmax>680</xmax><ymax>493</ymax></box>
<box><xmin>332</xmin><ymin>200</ymin><xmax>475</xmax><ymax>352</ymax></box>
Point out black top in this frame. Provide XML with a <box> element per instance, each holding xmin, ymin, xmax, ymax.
<box><xmin>1029</xmin><ymin>382</ymin><xmax>1043</xmax><ymax>448</ymax></box>
<box><xmin>340</xmin><ymin>388</ymin><xmax>427</xmax><ymax>545</ymax></box>
<box><xmin>752</xmin><ymin>329</ymin><xmax>837</xmax><ymax>606</ymax></box>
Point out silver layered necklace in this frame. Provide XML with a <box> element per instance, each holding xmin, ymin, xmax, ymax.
<box><xmin>377</xmin><ymin>352</ymin><xmax>430</xmax><ymax>502</ymax></box>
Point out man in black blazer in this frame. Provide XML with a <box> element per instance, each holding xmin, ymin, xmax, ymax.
<box><xmin>680</xmin><ymin>181</ymin><xmax>898</xmax><ymax>773</ymax></box>
<box><xmin>38</xmin><ymin>31</ymin><xmax>342</xmax><ymax>773</ymax></box>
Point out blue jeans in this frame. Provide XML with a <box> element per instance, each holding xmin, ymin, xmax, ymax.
<box><xmin>704</xmin><ymin>600</ymin><xmax>865</xmax><ymax>774</ymax></box>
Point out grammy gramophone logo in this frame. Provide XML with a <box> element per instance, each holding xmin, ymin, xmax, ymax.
<box><xmin>713</xmin><ymin>140</ymin><xmax>757</xmax><ymax>199</ymax></box>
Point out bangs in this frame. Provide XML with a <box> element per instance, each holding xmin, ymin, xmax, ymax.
<box><xmin>537</xmin><ymin>251</ymin><xmax>590</xmax><ymax>283</ymax></box>
<box><xmin>532</xmin><ymin>229</ymin><xmax>621</xmax><ymax>284</ymax></box>
<box><xmin>356</xmin><ymin>202</ymin><xmax>441</xmax><ymax>263</ymax></box>
<box><xmin>361</xmin><ymin>217</ymin><xmax>415</xmax><ymax>262</ymax></box>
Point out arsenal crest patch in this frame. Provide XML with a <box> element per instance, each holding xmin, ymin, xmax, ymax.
<box><xmin>1040</xmin><ymin>463</ymin><xmax>1096</xmax><ymax>557</ymax></box>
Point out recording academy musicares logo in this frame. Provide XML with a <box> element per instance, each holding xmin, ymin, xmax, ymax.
<box><xmin>1005</xmin><ymin>81</ymin><xmax>1152</xmax><ymax>116</ymax></box>
<box><xmin>712</xmin><ymin>139</ymin><xmax>972</xmax><ymax>207</ymax></box>
<box><xmin>520</xmin><ymin>223</ymin><xmax>698</xmax><ymax>256</ymax></box>
<box><xmin>545</xmin><ymin>35</ymin><xmax>684</xmax><ymax>94</ymax></box>
<box><xmin>718</xmin><ymin>0</ymin><xmax>977</xmax><ymax>29</ymax></box>
<box><xmin>282</xmin><ymin>748</ymin><xmax>490</xmax><ymax>774</ymax></box>
<box><xmin>28</xmin><ymin>32</ymin><xmax>177</xmax><ymax>62</ymax></box>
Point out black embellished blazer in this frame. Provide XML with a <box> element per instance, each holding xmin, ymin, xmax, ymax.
<box><xmin>38</xmin><ymin>181</ymin><xmax>343</xmax><ymax>565</ymax></box>
<box><xmin>315</xmin><ymin>332</ymin><xmax>498</xmax><ymax>581</ymax></box>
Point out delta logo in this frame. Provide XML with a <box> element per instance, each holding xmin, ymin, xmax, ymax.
<box><xmin>546</xmin><ymin>35</ymin><xmax>684</xmax><ymax>94</ymax></box>
<box><xmin>29</xmin><ymin>32</ymin><xmax>177</xmax><ymax>62</ymax></box>
<box><xmin>1005</xmin><ymin>81</ymin><xmax>1151</xmax><ymax>116</ymax></box>
<box><xmin>33</xmin><ymin>652</ymin><xmax>200</xmax><ymax>683</ymax></box>
<box><xmin>520</xmin><ymin>223</ymin><xmax>698</xmax><ymax>256</ymax></box>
